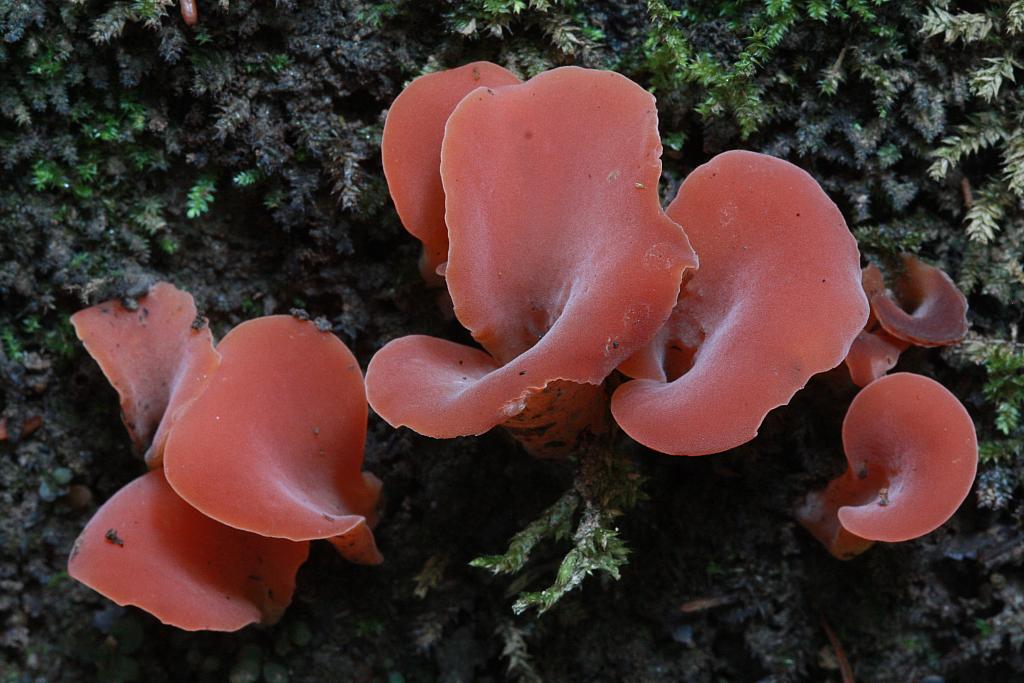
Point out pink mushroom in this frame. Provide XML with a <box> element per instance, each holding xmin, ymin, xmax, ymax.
<box><xmin>612</xmin><ymin>151</ymin><xmax>868</xmax><ymax>456</ymax></box>
<box><xmin>164</xmin><ymin>315</ymin><xmax>382</xmax><ymax>564</ymax></box>
<box><xmin>69</xmin><ymin>470</ymin><xmax>308</xmax><ymax>631</ymax></box>
<box><xmin>366</xmin><ymin>67</ymin><xmax>696</xmax><ymax>457</ymax></box>
<box><xmin>796</xmin><ymin>372</ymin><xmax>978</xmax><ymax>559</ymax></box>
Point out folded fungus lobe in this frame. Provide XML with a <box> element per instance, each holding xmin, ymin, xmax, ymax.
<box><xmin>382</xmin><ymin>61</ymin><xmax>520</xmax><ymax>283</ymax></box>
<box><xmin>612</xmin><ymin>151</ymin><xmax>869</xmax><ymax>456</ymax></box>
<box><xmin>866</xmin><ymin>255</ymin><xmax>969</xmax><ymax>347</ymax></box>
<box><xmin>70</xmin><ymin>282</ymin><xmax>220</xmax><ymax>468</ymax></box>
<box><xmin>69</xmin><ymin>470</ymin><xmax>309</xmax><ymax>631</ymax></box>
<box><xmin>367</xmin><ymin>67</ymin><xmax>697</xmax><ymax>456</ymax></box>
<box><xmin>164</xmin><ymin>315</ymin><xmax>382</xmax><ymax>564</ymax></box>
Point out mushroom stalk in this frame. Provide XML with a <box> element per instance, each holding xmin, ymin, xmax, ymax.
<box><xmin>501</xmin><ymin>380</ymin><xmax>608</xmax><ymax>458</ymax></box>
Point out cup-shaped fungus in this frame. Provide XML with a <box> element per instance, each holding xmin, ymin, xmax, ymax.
<box><xmin>611</xmin><ymin>151</ymin><xmax>868</xmax><ymax>456</ymax></box>
<box><xmin>164</xmin><ymin>315</ymin><xmax>383</xmax><ymax>564</ymax></box>
<box><xmin>843</xmin><ymin>257</ymin><xmax>968</xmax><ymax>387</ymax></box>
<box><xmin>842</xmin><ymin>264</ymin><xmax>910</xmax><ymax>387</ymax></box>
<box><xmin>382</xmin><ymin>62</ymin><xmax>520</xmax><ymax>284</ymax></box>
<box><xmin>69</xmin><ymin>470</ymin><xmax>309</xmax><ymax>631</ymax></box>
<box><xmin>70</xmin><ymin>282</ymin><xmax>221</xmax><ymax>468</ymax></box>
<box><xmin>70</xmin><ymin>283</ymin><xmax>383</xmax><ymax>630</ymax></box>
<box><xmin>795</xmin><ymin>372</ymin><xmax>978</xmax><ymax>559</ymax></box>
<box><xmin>864</xmin><ymin>255</ymin><xmax>969</xmax><ymax>347</ymax></box>
<box><xmin>366</xmin><ymin>67</ymin><xmax>697</xmax><ymax>457</ymax></box>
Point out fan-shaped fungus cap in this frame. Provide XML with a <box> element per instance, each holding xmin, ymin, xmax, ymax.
<box><xmin>611</xmin><ymin>151</ymin><xmax>868</xmax><ymax>456</ymax></box>
<box><xmin>366</xmin><ymin>67</ymin><xmax>696</xmax><ymax>455</ymax></box>
<box><xmin>382</xmin><ymin>62</ymin><xmax>520</xmax><ymax>283</ymax></box>
<box><xmin>164</xmin><ymin>315</ymin><xmax>382</xmax><ymax>564</ymax></box>
<box><xmin>795</xmin><ymin>372</ymin><xmax>978</xmax><ymax>559</ymax></box>
<box><xmin>68</xmin><ymin>470</ymin><xmax>309</xmax><ymax>631</ymax></box>
<box><xmin>70</xmin><ymin>282</ymin><xmax>220</xmax><ymax>468</ymax></box>
<box><xmin>867</xmin><ymin>255</ymin><xmax>969</xmax><ymax>347</ymax></box>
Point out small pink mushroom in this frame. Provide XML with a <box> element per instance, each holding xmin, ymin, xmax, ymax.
<box><xmin>844</xmin><ymin>329</ymin><xmax>909</xmax><ymax>388</ymax></box>
<box><xmin>843</xmin><ymin>257</ymin><xmax>968</xmax><ymax>387</ymax></box>
<box><xmin>868</xmin><ymin>255</ymin><xmax>969</xmax><ymax>347</ymax></box>
<box><xmin>795</xmin><ymin>373</ymin><xmax>978</xmax><ymax>559</ymax></box>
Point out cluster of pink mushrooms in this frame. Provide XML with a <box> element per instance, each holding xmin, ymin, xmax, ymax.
<box><xmin>69</xmin><ymin>284</ymin><xmax>381</xmax><ymax>630</ymax></box>
<box><xmin>69</xmin><ymin>64</ymin><xmax>978</xmax><ymax>630</ymax></box>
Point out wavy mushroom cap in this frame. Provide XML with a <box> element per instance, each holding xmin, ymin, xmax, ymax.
<box><xmin>68</xmin><ymin>470</ymin><xmax>309</xmax><ymax>631</ymax></box>
<box><xmin>382</xmin><ymin>61</ymin><xmax>521</xmax><ymax>283</ymax></box>
<box><xmin>366</xmin><ymin>67</ymin><xmax>696</xmax><ymax>442</ymax></box>
<box><xmin>164</xmin><ymin>316</ymin><xmax>382</xmax><ymax>564</ymax></box>
<box><xmin>796</xmin><ymin>372</ymin><xmax>978</xmax><ymax>558</ymax></box>
<box><xmin>70</xmin><ymin>282</ymin><xmax>221</xmax><ymax>468</ymax></box>
<box><xmin>612</xmin><ymin>151</ymin><xmax>869</xmax><ymax>456</ymax></box>
<box><xmin>869</xmin><ymin>254</ymin><xmax>969</xmax><ymax>347</ymax></box>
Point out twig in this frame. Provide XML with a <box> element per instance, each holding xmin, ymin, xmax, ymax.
<box><xmin>961</xmin><ymin>176</ymin><xmax>974</xmax><ymax>209</ymax></box>
<box><xmin>820</xmin><ymin>610</ymin><xmax>855</xmax><ymax>683</ymax></box>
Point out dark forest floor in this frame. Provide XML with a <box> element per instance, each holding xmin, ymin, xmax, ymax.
<box><xmin>2</xmin><ymin>1</ymin><xmax>1024</xmax><ymax>681</ymax></box>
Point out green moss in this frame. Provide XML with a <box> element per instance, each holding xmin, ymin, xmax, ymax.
<box><xmin>186</xmin><ymin>176</ymin><xmax>217</xmax><ymax>219</ymax></box>
<box><xmin>2</xmin><ymin>0</ymin><xmax>1024</xmax><ymax>680</ymax></box>
<box><xmin>471</xmin><ymin>442</ymin><xmax>643</xmax><ymax>614</ymax></box>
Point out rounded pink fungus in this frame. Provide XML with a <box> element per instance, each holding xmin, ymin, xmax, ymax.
<box><xmin>795</xmin><ymin>372</ymin><xmax>978</xmax><ymax>559</ymax></box>
<box><xmin>69</xmin><ymin>470</ymin><xmax>308</xmax><ymax>631</ymax></box>
<box><xmin>70</xmin><ymin>284</ymin><xmax>384</xmax><ymax>630</ymax></box>
<box><xmin>366</xmin><ymin>67</ymin><xmax>696</xmax><ymax>456</ymax></box>
<box><xmin>382</xmin><ymin>61</ymin><xmax>520</xmax><ymax>283</ymax></box>
<box><xmin>867</xmin><ymin>255</ymin><xmax>969</xmax><ymax>347</ymax></box>
<box><xmin>70</xmin><ymin>282</ymin><xmax>221</xmax><ymax>468</ymax></box>
<box><xmin>843</xmin><ymin>265</ymin><xmax>909</xmax><ymax>387</ymax></box>
<box><xmin>843</xmin><ymin>257</ymin><xmax>967</xmax><ymax>387</ymax></box>
<box><xmin>612</xmin><ymin>151</ymin><xmax>869</xmax><ymax>456</ymax></box>
<box><xmin>164</xmin><ymin>315</ymin><xmax>382</xmax><ymax>564</ymax></box>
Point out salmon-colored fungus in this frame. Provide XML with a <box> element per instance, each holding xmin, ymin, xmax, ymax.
<box><xmin>70</xmin><ymin>282</ymin><xmax>220</xmax><ymax>468</ymax></box>
<box><xmin>611</xmin><ymin>151</ymin><xmax>869</xmax><ymax>456</ymax></box>
<box><xmin>70</xmin><ymin>283</ymin><xmax>383</xmax><ymax>630</ymax></box>
<box><xmin>795</xmin><ymin>372</ymin><xmax>978</xmax><ymax>559</ymax></box>
<box><xmin>164</xmin><ymin>315</ymin><xmax>383</xmax><ymax>564</ymax></box>
<box><xmin>366</xmin><ymin>67</ymin><xmax>697</xmax><ymax>457</ymax></box>
<box><xmin>382</xmin><ymin>61</ymin><xmax>520</xmax><ymax>284</ymax></box>
<box><xmin>69</xmin><ymin>470</ymin><xmax>308</xmax><ymax>631</ymax></box>
<box><xmin>843</xmin><ymin>257</ymin><xmax>968</xmax><ymax>387</ymax></box>
<box><xmin>844</xmin><ymin>329</ymin><xmax>909</xmax><ymax>388</ymax></box>
<box><xmin>866</xmin><ymin>255</ymin><xmax>968</xmax><ymax>347</ymax></box>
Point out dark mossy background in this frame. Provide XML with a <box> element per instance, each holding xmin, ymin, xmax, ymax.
<box><xmin>2</xmin><ymin>1</ymin><xmax>1024</xmax><ymax>681</ymax></box>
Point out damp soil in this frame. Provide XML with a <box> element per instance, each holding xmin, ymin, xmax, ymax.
<box><xmin>1</xmin><ymin>2</ymin><xmax>1020</xmax><ymax>682</ymax></box>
